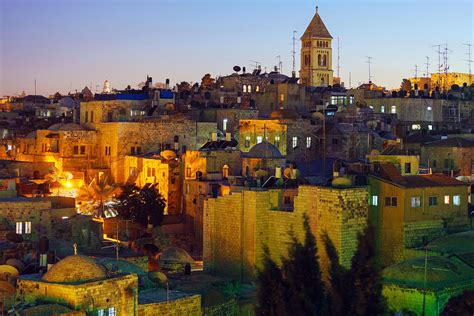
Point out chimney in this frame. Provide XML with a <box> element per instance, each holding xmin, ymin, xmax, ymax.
<box><xmin>165</xmin><ymin>78</ymin><xmax>170</xmax><ymax>89</ymax></box>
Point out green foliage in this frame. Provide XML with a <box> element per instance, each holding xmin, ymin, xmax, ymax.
<box><xmin>115</xmin><ymin>183</ymin><xmax>166</xmax><ymax>227</ymax></box>
<box><xmin>76</xmin><ymin>176</ymin><xmax>116</xmax><ymax>218</ymax></box>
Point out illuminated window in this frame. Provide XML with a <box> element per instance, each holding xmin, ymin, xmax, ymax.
<box><xmin>223</xmin><ymin>118</ymin><xmax>228</xmax><ymax>131</ymax></box>
<box><xmin>256</xmin><ymin>86</ymin><xmax>260</xmax><ymax>92</ymax></box>
<box><xmin>411</xmin><ymin>196</ymin><xmax>421</xmax><ymax>208</ymax></box>
<box><xmin>427</xmin><ymin>106</ymin><xmax>432</xmax><ymax>111</ymax></box>
<box><xmin>247</xmin><ymin>85</ymin><xmax>252</xmax><ymax>93</ymax></box>
<box><xmin>186</xmin><ymin>166</ymin><xmax>191</xmax><ymax>178</ymax></box>
<box><xmin>453</xmin><ymin>195</ymin><xmax>461</xmax><ymax>206</ymax></box>
<box><xmin>429</xmin><ymin>196</ymin><xmax>438</xmax><ymax>206</ymax></box>
<box><xmin>306</xmin><ymin>136</ymin><xmax>311</xmax><ymax>148</ymax></box>
<box><xmin>391</xmin><ymin>105</ymin><xmax>396</xmax><ymax>114</ymax></box>
<box><xmin>25</xmin><ymin>222</ymin><xmax>31</xmax><ymax>234</ymax></box>
<box><xmin>444</xmin><ymin>195</ymin><xmax>450</xmax><ymax>204</ymax></box>
<box><xmin>244</xmin><ymin>136</ymin><xmax>250</xmax><ymax>147</ymax></box>
<box><xmin>411</xmin><ymin>124</ymin><xmax>421</xmax><ymax>130</ymax></box>
<box><xmin>222</xmin><ymin>165</ymin><xmax>229</xmax><ymax>178</ymax></box>
<box><xmin>372</xmin><ymin>195</ymin><xmax>378</xmax><ymax>206</ymax></box>
<box><xmin>274</xmin><ymin>136</ymin><xmax>280</xmax><ymax>147</ymax></box>
<box><xmin>292</xmin><ymin>136</ymin><xmax>298</xmax><ymax>148</ymax></box>
<box><xmin>280</xmin><ymin>94</ymin><xmax>285</xmax><ymax>102</ymax></box>
<box><xmin>257</xmin><ymin>136</ymin><xmax>263</xmax><ymax>144</ymax></box>
<box><xmin>98</xmin><ymin>310</ymin><xmax>105</xmax><ymax>316</ymax></box>
<box><xmin>243</xmin><ymin>85</ymin><xmax>247</xmax><ymax>93</ymax></box>
<box><xmin>428</xmin><ymin>124</ymin><xmax>433</xmax><ymax>130</ymax></box>
<box><xmin>16</xmin><ymin>222</ymin><xmax>22</xmax><ymax>234</ymax></box>
<box><xmin>380</xmin><ymin>105</ymin><xmax>385</xmax><ymax>113</ymax></box>
<box><xmin>108</xmin><ymin>307</ymin><xmax>116</xmax><ymax>316</ymax></box>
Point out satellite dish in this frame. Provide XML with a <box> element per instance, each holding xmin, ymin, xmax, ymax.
<box><xmin>5</xmin><ymin>232</ymin><xmax>23</xmax><ymax>244</ymax></box>
<box><xmin>0</xmin><ymin>265</ymin><xmax>19</xmax><ymax>281</ymax></box>
<box><xmin>283</xmin><ymin>168</ymin><xmax>292</xmax><ymax>179</ymax></box>
<box><xmin>233</xmin><ymin>66</ymin><xmax>241</xmax><ymax>72</ymax></box>
<box><xmin>148</xmin><ymin>271</ymin><xmax>168</xmax><ymax>284</ymax></box>
<box><xmin>164</xmin><ymin>103</ymin><xmax>176</xmax><ymax>111</ymax></box>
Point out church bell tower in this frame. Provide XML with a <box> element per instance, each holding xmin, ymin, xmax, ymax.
<box><xmin>299</xmin><ymin>6</ymin><xmax>333</xmax><ymax>87</ymax></box>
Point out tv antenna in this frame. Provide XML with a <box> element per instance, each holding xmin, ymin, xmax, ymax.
<box><xmin>433</xmin><ymin>44</ymin><xmax>442</xmax><ymax>87</ymax></box>
<box><xmin>463</xmin><ymin>43</ymin><xmax>473</xmax><ymax>85</ymax></box>
<box><xmin>249</xmin><ymin>60</ymin><xmax>261</xmax><ymax>71</ymax></box>
<box><xmin>292</xmin><ymin>30</ymin><xmax>297</xmax><ymax>75</ymax></box>
<box><xmin>413</xmin><ymin>64</ymin><xmax>418</xmax><ymax>79</ymax></box>
<box><xmin>337</xmin><ymin>37</ymin><xmax>341</xmax><ymax>78</ymax></box>
<box><xmin>424</xmin><ymin>56</ymin><xmax>430</xmax><ymax>78</ymax></box>
<box><xmin>276</xmin><ymin>55</ymin><xmax>283</xmax><ymax>73</ymax></box>
<box><xmin>366</xmin><ymin>56</ymin><xmax>373</xmax><ymax>82</ymax></box>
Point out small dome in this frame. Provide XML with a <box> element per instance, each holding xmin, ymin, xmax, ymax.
<box><xmin>48</xmin><ymin>123</ymin><xmax>85</xmax><ymax>131</ymax></box>
<box><xmin>42</xmin><ymin>255</ymin><xmax>107</xmax><ymax>283</ymax></box>
<box><xmin>270</xmin><ymin>109</ymin><xmax>300</xmax><ymax>120</ymax></box>
<box><xmin>247</xmin><ymin>141</ymin><xmax>282</xmax><ymax>158</ymax></box>
<box><xmin>160</xmin><ymin>150</ymin><xmax>177</xmax><ymax>160</ymax></box>
<box><xmin>159</xmin><ymin>247</ymin><xmax>195</xmax><ymax>264</ymax></box>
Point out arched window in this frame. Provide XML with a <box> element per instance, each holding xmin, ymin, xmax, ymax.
<box><xmin>256</xmin><ymin>85</ymin><xmax>260</xmax><ymax>92</ymax></box>
<box><xmin>323</xmin><ymin>55</ymin><xmax>327</xmax><ymax>67</ymax></box>
<box><xmin>248</xmin><ymin>85</ymin><xmax>252</xmax><ymax>93</ymax></box>
<box><xmin>222</xmin><ymin>165</ymin><xmax>229</xmax><ymax>178</ymax></box>
<box><xmin>243</xmin><ymin>85</ymin><xmax>247</xmax><ymax>93</ymax></box>
<box><xmin>318</xmin><ymin>54</ymin><xmax>322</xmax><ymax>66</ymax></box>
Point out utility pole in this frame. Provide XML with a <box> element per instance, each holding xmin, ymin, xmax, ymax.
<box><xmin>366</xmin><ymin>56</ymin><xmax>373</xmax><ymax>83</ymax></box>
<box><xmin>292</xmin><ymin>30</ymin><xmax>297</xmax><ymax>76</ymax></box>
<box><xmin>463</xmin><ymin>43</ymin><xmax>473</xmax><ymax>85</ymax></box>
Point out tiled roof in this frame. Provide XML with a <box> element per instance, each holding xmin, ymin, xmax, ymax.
<box><xmin>301</xmin><ymin>11</ymin><xmax>332</xmax><ymax>39</ymax></box>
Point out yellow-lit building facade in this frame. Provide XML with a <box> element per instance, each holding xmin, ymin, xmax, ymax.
<box><xmin>410</xmin><ymin>72</ymin><xmax>473</xmax><ymax>91</ymax></box>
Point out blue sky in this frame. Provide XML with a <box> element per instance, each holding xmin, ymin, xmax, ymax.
<box><xmin>0</xmin><ymin>0</ymin><xmax>472</xmax><ymax>96</ymax></box>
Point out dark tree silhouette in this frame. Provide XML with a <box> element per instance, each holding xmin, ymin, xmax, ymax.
<box><xmin>441</xmin><ymin>291</ymin><xmax>474</xmax><ymax>315</ymax></box>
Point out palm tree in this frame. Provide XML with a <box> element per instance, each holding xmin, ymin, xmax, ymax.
<box><xmin>76</xmin><ymin>176</ymin><xmax>116</xmax><ymax>218</ymax></box>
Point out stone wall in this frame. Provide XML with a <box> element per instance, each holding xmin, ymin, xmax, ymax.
<box><xmin>138</xmin><ymin>294</ymin><xmax>201</xmax><ymax>316</ymax></box>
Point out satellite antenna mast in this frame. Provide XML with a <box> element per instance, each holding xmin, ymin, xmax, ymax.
<box><xmin>433</xmin><ymin>44</ymin><xmax>442</xmax><ymax>88</ymax></box>
<box><xmin>463</xmin><ymin>43</ymin><xmax>473</xmax><ymax>85</ymax></box>
<box><xmin>292</xmin><ymin>30</ymin><xmax>297</xmax><ymax>76</ymax></box>
<box><xmin>424</xmin><ymin>56</ymin><xmax>430</xmax><ymax>78</ymax></box>
<box><xmin>349</xmin><ymin>72</ymin><xmax>352</xmax><ymax>88</ymax></box>
<box><xmin>413</xmin><ymin>64</ymin><xmax>418</xmax><ymax>80</ymax></box>
<box><xmin>276</xmin><ymin>55</ymin><xmax>283</xmax><ymax>73</ymax></box>
<box><xmin>337</xmin><ymin>37</ymin><xmax>341</xmax><ymax>78</ymax></box>
<box><xmin>249</xmin><ymin>60</ymin><xmax>261</xmax><ymax>71</ymax></box>
<box><xmin>366</xmin><ymin>56</ymin><xmax>373</xmax><ymax>82</ymax></box>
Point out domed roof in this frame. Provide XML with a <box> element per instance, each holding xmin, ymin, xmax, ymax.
<box><xmin>159</xmin><ymin>247</ymin><xmax>195</xmax><ymax>264</ymax></box>
<box><xmin>270</xmin><ymin>109</ymin><xmax>300</xmax><ymax>120</ymax></box>
<box><xmin>247</xmin><ymin>141</ymin><xmax>282</xmax><ymax>158</ymax></box>
<box><xmin>383</xmin><ymin>256</ymin><xmax>474</xmax><ymax>290</ymax></box>
<box><xmin>48</xmin><ymin>123</ymin><xmax>85</xmax><ymax>131</ymax></box>
<box><xmin>42</xmin><ymin>255</ymin><xmax>107</xmax><ymax>283</ymax></box>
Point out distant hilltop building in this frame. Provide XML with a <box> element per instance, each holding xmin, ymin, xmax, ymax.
<box><xmin>103</xmin><ymin>80</ymin><xmax>111</xmax><ymax>94</ymax></box>
<box><xmin>299</xmin><ymin>6</ymin><xmax>333</xmax><ymax>87</ymax></box>
<box><xmin>409</xmin><ymin>72</ymin><xmax>472</xmax><ymax>92</ymax></box>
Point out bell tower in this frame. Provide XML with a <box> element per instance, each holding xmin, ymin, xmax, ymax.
<box><xmin>299</xmin><ymin>6</ymin><xmax>333</xmax><ymax>87</ymax></box>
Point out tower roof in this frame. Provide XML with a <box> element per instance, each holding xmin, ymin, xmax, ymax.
<box><xmin>301</xmin><ymin>10</ymin><xmax>332</xmax><ymax>39</ymax></box>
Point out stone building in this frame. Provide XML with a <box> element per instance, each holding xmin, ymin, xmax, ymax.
<box><xmin>203</xmin><ymin>184</ymin><xmax>368</xmax><ymax>282</ymax></box>
<box><xmin>421</xmin><ymin>137</ymin><xmax>474</xmax><ymax>177</ymax></box>
<box><xmin>368</xmin><ymin>164</ymin><xmax>470</xmax><ymax>267</ymax></box>
<box><xmin>299</xmin><ymin>7</ymin><xmax>333</xmax><ymax>86</ymax></box>
<box><xmin>410</xmin><ymin>72</ymin><xmax>472</xmax><ymax>92</ymax></box>
<box><xmin>242</xmin><ymin>141</ymin><xmax>286</xmax><ymax>178</ymax></box>
<box><xmin>197</xmin><ymin>108</ymin><xmax>258</xmax><ymax>137</ymax></box>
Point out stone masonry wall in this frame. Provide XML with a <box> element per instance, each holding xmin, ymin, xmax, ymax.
<box><xmin>138</xmin><ymin>294</ymin><xmax>201</xmax><ymax>316</ymax></box>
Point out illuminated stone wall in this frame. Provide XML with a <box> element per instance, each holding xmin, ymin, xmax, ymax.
<box><xmin>203</xmin><ymin>185</ymin><xmax>369</xmax><ymax>281</ymax></box>
<box><xmin>138</xmin><ymin>294</ymin><xmax>201</xmax><ymax>316</ymax></box>
<box><xmin>421</xmin><ymin>145</ymin><xmax>474</xmax><ymax>177</ymax></box>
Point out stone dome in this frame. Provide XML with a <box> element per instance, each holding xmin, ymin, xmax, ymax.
<box><xmin>48</xmin><ymin>123</ymin><xmax>85</xmax><ymax>131</ymax></box>
<box><xmin>42</xmin><ymin>255</ymin><xmax>107</xmax><ymax>283</ymax></box>
<box><xmin>247</xmin><ymin>141</ymin><xmax>282</xmax><ymax>158</ymax></box>
<box><xmin>270</xmin><ymin>109</ymin><xmax>300</xmax><ymax>120</ymax></box>
<box><xmin>159</xmin><ymin>247</ymin><xmax>195</xmax><ymax>264</ymax></box>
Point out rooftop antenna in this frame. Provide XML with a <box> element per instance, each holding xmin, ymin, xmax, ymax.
<box><xmin>463</xmin><ymin>43</ymin><xmax>473</xmax><ymax>85</ymax></box>
<box><xmin>433</xmin><ymin>44</ymin><xmax>442</xmax><ymax>87</ymax></box>
<box><xmin>413</xmin><ymin>64</ymin><xmax>418</xmax><ymax>80</ymax></box>
<box><xmin>366</xmin><ymin>56</ymin><xmax>373</xmax><ymax>82</ymax></box>
<box><xmin>442</xmin><ymin>43</ymin><xmax>452</xmax><ymax>91</ymax></box>
<box><xmin>34</xmin><ymin>78</ymin><xmax>37</xmax><ymax>107</ymax></box>
<box><xmin>424</xmin><ymin>56</ymin><xmax>430</xmax><ymax>78</ymax></box>
<box><xmin>276</xmin><ymin>55</ymin><xmax>282</xmax><ymax>73</ymax></box>
<box><xmin>249</xmin><ymin>60</ymin><xmax>261</xmax><ymax>71</ymax></box>
<box><xmin>292</xmin><ymin>30</ymin><xmax>297</xmax><ymax>76</ymax></box>
<box><xmin>349</xmin><ymin>72</ymin><xmax>352</xmax><ymax>88</ymax></box>
<box><xmin>337</xmin><ymin>37</ymin><xmax>341</xmax><ymax>78</ymax></box>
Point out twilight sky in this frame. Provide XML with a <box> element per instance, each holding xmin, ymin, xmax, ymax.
<box><xmin>0</xmin><ymin>0</ymin><xmax>472</xmax><ymax>96</ymax></box>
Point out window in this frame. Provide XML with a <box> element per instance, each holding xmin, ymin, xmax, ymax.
<box><xmin>432</xmin><ymin>160</ymin><xmax>437</xmax><ymax>168</ymax></box>
<box><xmin>243</xmin><ymin>85</ymin><xmax>247</xmax><ymax>93</ymax></box>
<box><xmin>90</xmin><ymin>111</ymin><xmax>94</xmax><ymax>123</ymax></box>
<box><xmin>453</xmin><ymin>195</ymin><xmax>461</xmax><ymax>206</ymax></box>
<box><xmin>332</xmin><ymin>138</ymin><xmax>338</xmax><ymax>145</ymax></box>
<box><xmin>372</xmin><ymin>195</ymin><xmax>378</xmax><ymax>206</ymax></box>
<box><xmin>136</xmin><ymin>147</ymin><xmax>142</xmax><ymax>155</ymax></box>
<box><xmin>131</xmin><ymin>147</ymin><xmax>136</xmax><ymax>155</ymax></box>
<box><xmin>256</xmin><ymin>85</ymin><xmax>260</xmax><ymax>92</ymax></box>
<box><xmin>108</xmin><ymin>307</ymin><xmax>116</xmax><ymax>316</ymax></box>
<box><xmin>245</xmin><ymin>136</ymin><xmax>251</xmax><ymax>148</ymax></box>
<box><xmin>222</xmin><ymin>165</ymin><xmax>229</xmax><ymax>178</ymax></box>
<box><xmin>105</xmin><ymin>146</ymin><xmax>111</xmax><ymax>156</ymax></box>
<box><xmin>85</xmin><ymin>111</ymin><xmax>89</xmax><ymax>123</ymax></box>
<box><xmin>380</xmin><ymin>105</ymin><xmax>385</xmax><ymax>113</ymax></box>
<box><xmin>428</xmin><ymin>124</ymin><xmax>433</xmax><ymax>130</ymax></box>
<box><xmin>385</xmin><ymin>197</ymin><xmax>397</xmax><ymax>207</ymax></box>
<box><xmin>306</xmin><ymin>136</ymin><xmax>311</xmax><ymax>148</ymax></box>
<box><xmin>16</xmin><ymin>222</ymin><xmax>22</xmax><ymax>234</ymax></box>
<box><xmin>391</xmin><ymin>105</ymin><xmax>396</xmax><ymax>114</ymax></box>
<box><xmin>280</xmin><ymin>94</ymin><xmax>285</xmax><ymax>102</ymax></box>
<box><xmin>247</xmin><ymin>85</ymin><xmax>252</xmax><ymax>93</ymax></box>
<box><xmin>411</xmin><ymin>196</ymin><xmax>421</xmax><ymax>208</ymax></box>
<box><xmin>444</xmin><ymin>195</ymin><xmax>450</xmax><ymax>205</ymax></box>
<box><xmin>73</xmin><ymin>146</ymin><xmax>79</xmax><ymax>155</ymax></box>
<box><xmin>292</xmin><ymin>136</ymin><xmax>298</xmax><ymax>148</ymax></box>
<box><xmin>257</xmin><ymin>136</ymin><xmax>263</xmax><ymax>144</ymax></box>
<box><xmin>98</xmin><ymin>310</ymin><xmax>105</xmax><ymax>316</ymax></box>
<box><xmin>25</xmin><ymin>221</ymin><xmax>31</xmax><ymax>234</ymax></box>
<box><xmin>274</xmin><ymin>136</ymin><xmax>280</xmax><ymax>147</ymax></box>
<box><xmin>427</xmin><ymin>106</ymin><xmax>432</xmax><ymax>111</ymax></box>
<box><xmin>404</xmin><ymin>163</ymin><xmax>411</xmax><ymax>174</ymax></box>
<box><xmin>223</xmin><ymin>118</ymin><xmax>228</xmax><ymax>131</ymax></box>
<box><xmin>411</xmin><ymin>124</ymin><xmax>421</xmax><ymax>130</ymax></box>
<box><xmin>186</xmin><ymin>166</ymin><xmax>191</xmax><ymax>178</ymax></box>
<box><xmin>80</xmin><ymin>145</ymin><xmax>86</xmax><ymax>155</ymax></box>
<box><xmin>429</xmin><ymin>196</ymin><xmax>438</xmax><ymax>206</ymax></box>
<box><xmin>444</xmin><ymin>159</ymin><xmax>454</xmax><ymax>169</ymax></box>
<box><xmin>147</xmin><ymin>167</ymin><xmax>151</xmax><ymax>177</ymax></box>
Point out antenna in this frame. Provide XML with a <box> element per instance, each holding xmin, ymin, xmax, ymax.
<box><xmin>292</xmin><ymin>30</ymin><xmax>297</xmax><ymax>75</ymax></box>
<box><xmin>463</xmin><ymin>43</ymin><xmax>473</xmax><ymax>85</ymax></box>
<box><xmin>276</xmin><ymin>55</ymin><xmax>283</xmax><ymax>73</ymax></box>
<box><xmin>337</xmin><ymin>37</ymin><xmax>341</xmax><ymax>78</ymax></box>
<box><xmin>424</xmin><ymin>56</ymin><xmax>430</xmax><ymax>78</ymax></box>
<box><xmin>249</xmin><ymin>60</ymin><xmax>261</xmax><ymax>71</ymax></box>
<box><xmin>366</xmin><ymin>56</ymin><xmax>373</xmax><ymax>83</ymax></box>
<box><xmin>34</xmin><ymin>78</ymin><xmax>37</xmax><ymax>107</ymax></box>
<box><xmin>442</xmin><ymin>43</ymin><xmax>452</xmax><ymax>91</ymax></box>
<box><xmin>349</xmin><ymin>72</ymin><xmax>352</xmax><ymax>88</ymax></box>
<box><xmin>433</xmin><ymin>44</ymin><xmax>442</xmax><ymax>88</ymax></box>
<box><xmin>413</xmin><ymin>64</ymin><xmax>418</xmax><ymax>80</ymax></box>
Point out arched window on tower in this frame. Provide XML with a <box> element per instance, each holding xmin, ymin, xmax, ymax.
<box><xmin>318</xmin><ymin>54</ymin><xmax>322</xmax><ymax>66</ymax></box>
<box><xmin>323</xmin><ymin>55</ymin><xmax>327</xmax><ymax>67</ymax></box>
<box><xmin>243</xmin><ymin>85</ymin><xmax>247</xmax><ymax>93</ymax></box>
<box><xmin>222</xmin><ymin>165</ymin><xmax>229</xmax><ymax>178</ymax></box>
<box><xmin>248</xmin><ymin>85</ymin><xmax>252</xmax><ymax>93</ymax></box>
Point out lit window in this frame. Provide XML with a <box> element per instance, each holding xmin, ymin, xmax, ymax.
<box><xmin>25</xmin><ymin>222</ymin><xmax>31</xmax><ymax>234</ymax></box>
<box><xmin>306</xmin><ymin>136</ymin><xmax>311</xmax><ymax>148</ymax></box>
<box><xmin>380</xmin><ymin>105</ymin><xmax>385</xmax><ymax>113</ymax></box>
<box><xmin>98</xmin><ymin>310</ymin><xmax>105</xmax><ymax>316</ymax></box>
<box><xmin>222</xmin><ymin>118</ymin><xmax>228</xmax><ymax>132</ymax></box>
<box><xmin>257</xmin><ymin>136</ymin><xmax>263</xmax><ymax>144</ymax></box>
<box><xmin>16</xmin><ymin>222</ymin><xmax>22</xmax><ymax>234</ymax></box>
<box><xmin>274</xmin><ymin>136</ymin><xmax>280</xmax><ymax>147</ymax></box>
<box><xmin>280</xmin><ymin>94</ymin><xmax>285</xmax><ymax>102</ymax></box>
<box><xmin>428</xmin><ymin>196</ymin><xmax>438</xmax><ymax>206</ymax></box>
<box><xmin>427</xmin><ymin>106</ymin><xmax>432</xmax><ymax>111</ymax></box>
<box><xmin>411</xmin><ymin>124</ymin><xmax>421</xmax><ymax>130</ymax></box>
<box><xmin>411</xmin><ymin>196</ymin><xmax>421</xmax><ymax>208</ymax></box>
<box><xmin>108</xmin><ymin>307</ymin><xmax>116</xmax><ymax>316</ymax></box>
<box><xmin>245</xmin><ymin>136</ymin><xmax>251</xmax><ymax>148</ymax></box>
<box><xmin>428</xmin><ymin>125</ymin><xmax>433</xmax><ymax>130</ymax></box>
<box><xmin>372</xmin><ymin>195</ymin><xmax>378</xmax><ymax>206</ymax></box>
<box><xmin>391</xmin><ymin>105</ymin><xmax>396</xmax><ymax>114</ymax></box>
<box><xmin>222</xmin><ymin>165</ymin><xmax>229</xmax><ymax>178</ymax></box>
<box><xmin>256</xmin><ymin>86</ymin><xmax>260</xmax><ymax>92</ymax></box>
<box><xmin>186</xmin><ymin>166</ymin><xmax>191</xmax><ymax>178</ymax></box>
<box><xmin>248</xmin><ymin>85</ymin><xmax>252</xmax><ymax>93</ymax></box>
<box><xmin>453</xmin><ymin>195</ymin><xmax>461</xmax><ymax>206</ymax></box>
<box><xmin>444</xmin><ymin>195</ymin><xmax>450</xmax><ymax>205</ymax></box>
<box><xmin>292</xmin><ymin>136</ymin><xmax>298</xmax><ymax>148</ymax></box>
<box><xmin>243</xmin><ymin>85</ymin><xmax>247</xmax><ymax>93</ymax></box>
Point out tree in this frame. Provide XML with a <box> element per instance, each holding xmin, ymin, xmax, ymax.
<box><xmin>200</xmin><ymin>73</ymin><xmax>215</xmax><ymax>90</ymax></box>
<box><xmin>256</xmin><ymin>246</ymin><xmax>286</xmax><ymax>316</ymax></box>
<box><xmin>281</xmin><ymin>214</ymin><xmax>326</xmax><ymax>315</ymax></box>
<box><xmin>176</xmin><ymin>81</ymin><xmax>191</xmax><ymax>92</ymax></box>
<box><xmin>115</xmin><ymin>183</ymin><xmax>165</xmax><ymax>227</ymax></box>
<box><xmin>76</xmin><ymin>176</ymin><xmax>116</xmax><ymax>218</ymax></box>
<box><xmin>441</xmin><ymin>291</ymin><xmax>474</xmax><ymax>315</ymax></box>
<box><xmin>347</xmin><ymin>224</ymin><xmax>386</xmax><ymax>316</ymax></box>
<box><xmin>400</xmin><ymin>79</ymin><xmax>412</xmax><ymax>92</ymax></box>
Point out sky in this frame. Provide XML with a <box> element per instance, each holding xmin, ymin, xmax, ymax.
<box><xmin>0</xmin><ymin>0</ymin><xmax>472</xmax><ymax>96</ymax></box>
